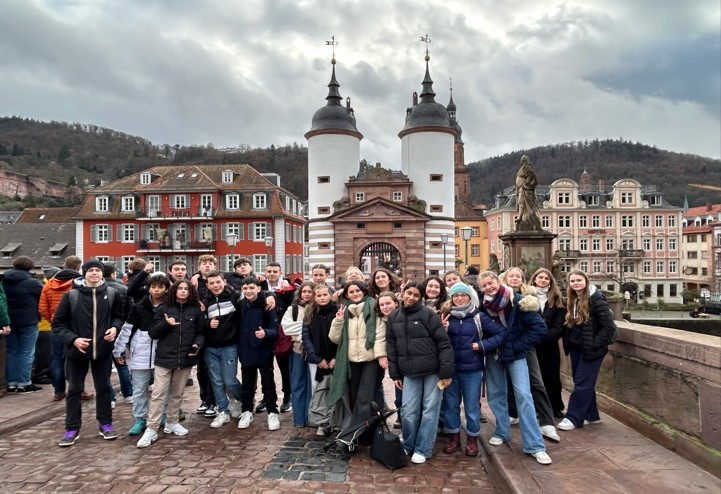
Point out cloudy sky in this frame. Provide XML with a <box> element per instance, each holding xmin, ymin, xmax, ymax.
<box><xmin>2</xmin><ymin>0</ymin><xmax>719</xmax><ymax>166</ymax></box>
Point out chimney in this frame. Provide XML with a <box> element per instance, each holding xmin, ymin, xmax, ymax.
<box><xmin>598</xmin><ymin>179</ymin><xmax>605</xmax><ymax>192</ymax></box>
<box><xmin>707</xmin><ymin>202</ymin><xmax>712</xmax><ymax>212</ymax></box>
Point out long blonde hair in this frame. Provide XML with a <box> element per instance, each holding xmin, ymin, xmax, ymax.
<box><xmin>530</xmin><ymin>268</ymin><xmax>564</xmax><ymax>309</ymax></box>
<box><xmin>499</xmin><ymin>267</ymin><xmax>531</xmax><ymax>295</ymax></box>
<box><xmin>564</xmin><ymin>269</ymin><xmax>591</xmax><ymax>327</ymax></box>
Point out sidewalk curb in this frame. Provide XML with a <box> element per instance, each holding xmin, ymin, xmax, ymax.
<box><xmin>480</xmin><ymin>432</ymin><xmax>542</xmax><ymax>494</ymax></box>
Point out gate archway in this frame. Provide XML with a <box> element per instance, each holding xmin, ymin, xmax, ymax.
<box><xmin>359</xmin><ymin>242</ymin><xmax>403</xmax><ymax>277</ymax></box>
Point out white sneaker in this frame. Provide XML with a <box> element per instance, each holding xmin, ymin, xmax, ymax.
<box><xmin>488</xmin><ymin>436</ymin><xmax>504</xmax><ymax>446</ymax></box>
<box><xmin>540</xmin><ymin>425</ymin><xmax>561</xmax><ymax>442</ymax></box>
<box><xmin>164</xmin><ymin>423</ymin><xmax>189</xmax><ymax>436</ymax></box>
<box><xmin>229</xmin><ymin>398</ymin><xmax>242</xmax><ymax>419</ymax></box>
<box><xmin>268</xmin><ymin>412</ymin><xmax>280</xmax><ymax>431</ymax></box>
<box><xmin>210</xmin><ymin>411</ymin><xmax>230</xmax><ymax>428</ymax></box>
<box><xmin>123</xmin><ymin>396</ymin><xmax>134</xmax><ymax>404</ymax></box>
<box><xmin>238</xmin><ymin>411</ymin><xmax>253</xmax><ymax>429</ymax></box>
<box><xmin>532</xmin><ymin>451</ymin><xmax>552</xmax><ymax>465</ymax></box>
<box><xmin>557</xmin><ymin>418</ymin><xmax>576</xmax><ymax>431</ymax></box>
<box><xmin>410</xmin><ymin>453</ymin><xmax>426</xmax><ymax>464</ymax></box>
<box><xmin>584</xmin><ymin>419</ymin><xmax>602</xmax><ymax>425</ymax></box>
<box><xmin>316</xmin><ymin>426</ymin><xmax>328</xmax><ymax>436</ymax></box>
<box><xmin>137</xmin><ymin>428</ymin><xmax>158</xmax><ymax>448</ymax></box>
<box><xmin>509</xmin><ymin>417</ymin><xmax>519</xmax><ymax>425</ymax></box>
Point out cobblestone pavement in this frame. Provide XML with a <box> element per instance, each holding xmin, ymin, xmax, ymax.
<box><xmin>0</xmin><ymin>376</ymin><xmax>506</xmax><ymax>494</ymax></box>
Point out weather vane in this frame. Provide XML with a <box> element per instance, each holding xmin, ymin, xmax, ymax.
<box><xmin>325</xmin><ymin>35</ymin><xmax>338</xmax><ymax>63</ymax></box>
<box><xmin>420</xmin><ymin>34</ymin><xmax>431</xmax><ymax>60</ymax></box>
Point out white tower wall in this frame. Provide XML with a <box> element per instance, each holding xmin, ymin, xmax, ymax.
<box><xmin>307</xmin><ymin>133</ymin><xmax>360</xmax><ymax>220</ymax></box>
<box><xmin>401</xmin><ymin>131</ymin><xmax>455</xmax><ymax>218</ymax></box>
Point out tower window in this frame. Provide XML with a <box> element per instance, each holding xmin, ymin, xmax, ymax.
<box><xmin>318</xmin><ymin>207</ymin><xmax>330</xmax><ymax>214</ymax></box>
<box><xmin>430</xmin><ymin>205</ymin><xmax>443</xmax><ymax>212</ymax></box>
<box><xmin>430</xmin><ymin>174</ymin><xmax>443</xmax><ymax>182</ymax></box>
<box><xmin>318</xmin><ymin>176</ymin><xmax>330</xmax><ymax>184</ymax></box>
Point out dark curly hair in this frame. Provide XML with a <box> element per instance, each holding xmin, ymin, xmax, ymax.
<box><xmin>168</xmin><ymin>279</ymin><xmax>200</xmax><ymax>307</ymax></box>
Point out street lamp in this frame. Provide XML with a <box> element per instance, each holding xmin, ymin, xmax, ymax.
<box><xmin>440</xmin><ymin>233</ymin><xmax>449</xmax><ymax>273</ymax></box>
<box><xmin>265</xmin><ymin>236</ymin><xmax>273</xmax><ymax>262</ymax></box>
<box><xmin>461</xmin><ymin>226</ymin><xmax>472</xmax><ymax>269</ymax></box>
<box><xmin>226</xmin><ymin>233</ymin><xmax>238</xmax><ymax>270</ymax></box>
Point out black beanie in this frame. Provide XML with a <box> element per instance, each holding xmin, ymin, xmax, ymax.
<box><xmin>82</xmin><ymin>259</ymin><xmax>105</xmax><ymax>275</ymax></box>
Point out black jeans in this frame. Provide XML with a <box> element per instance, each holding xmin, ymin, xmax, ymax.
<box><xmin>65</xmin><ymin>353</ymin><xmax>113</xmax><ymax>431</ymax></box>
<box><xmin>196</xmin><ymin>350</ymin><xmax>215</xmax><ymax>405</ymax></box>
<box><xmin>348</xmin><ymin>360</ymin><xmax>379</xmax><ymax>426</ymax></box>
<box><xmin>241</xmin><ymin>361</ymin><xmax>278</xmax><ymax>414</ymax></box>
<box><xmin>275</xmin><ymin>353</ymin><xmax>291</xmax><ymax>402</ymax></box>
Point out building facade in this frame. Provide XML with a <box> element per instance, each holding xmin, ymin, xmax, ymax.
<box><xmin>305</xmin><ymin>54</ymin><xmax>456</xmax><ymax>284</ymax></box>
<box><xmin>681</xmin><ymin>204</ymin><xmax>721</xmax><ymax>293</ymax></box>
<box><xmin>74</xmin><ymin>164</ymin><xmax>305</xmax><ymax>276</ymax></box>
<box><xmin>486</xmin><ymin>172</ymin><xmax>683</xmax><ymax>303</ymax></box>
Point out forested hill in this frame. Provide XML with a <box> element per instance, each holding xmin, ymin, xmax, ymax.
<box><xmin>468</xmin><ymin>139</ymin><xmax>721</xmax><ymax>208</ymax></box>
<box><xmin>1</xmin><ymin>117</ymin><xmax>719</xmax><ymax>208</ymax></box>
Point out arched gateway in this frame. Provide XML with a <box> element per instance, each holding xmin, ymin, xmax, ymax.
<box><xmin>359</xmin><ymin>241</ymin><xmax>403</xmax><ymax>277</ymax></box>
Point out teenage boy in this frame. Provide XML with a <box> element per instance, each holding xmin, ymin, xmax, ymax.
<box><xmin>52</xmin><ymin>259</ymin><xmax>125</xmax><ymax>447</ymax></box>
<box><xmin>226</xmin><ymin>258</ymin><xmax>254</xmax><ymax>291</ymax></box>
<box><xmin>236</xmin><ymin>277</ymin><xmax>280</xmax><ymax>431</ymax></box>
<box><xmin>203</xmin><ymin>271</ymin><xmax>243</xmax><ymax>428</ymax></box>
<box><xmin>190</xmin><ymin>256</ymin><xmax>218</xmax><ymax>416</ymax></box>
<box><xmin>259</xmin><ymin>262</ymin><xmax>295</xmax><ymax>413</ymax></box>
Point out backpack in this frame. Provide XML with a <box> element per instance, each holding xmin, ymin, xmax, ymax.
<box><xmin>274</xmin><ymin>304</ymin><xmax>297</xmax><ymax>357</ymax></box>
<box><xmin>68</xmin><ymin>286</ymin><xmax>116</xmax><ymax>313</ymax></box>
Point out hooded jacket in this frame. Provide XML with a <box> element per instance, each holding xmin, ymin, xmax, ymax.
<box><xmin>39</xmin><ymin>269</ymin><xmax>80</xmax><ymax>321</ymax></box>
<box><xmin>446</xmin><ymin>306</ymin><xmax>507</xmax><ymax>373</ymax></box>
<box><xmin>237</xmin><ymin>292</ymin><xmax>278</xmax><ymax>366</ymax></box>
<box><xmin>563</xmin><ymin>287</ymin><xmax>616</xmax><ymax>361</ymax></box>
<box><xmin>203</xmin><ymin>285</ymin><xmax>241</xmax><ymax>348</ymax></box>
<box><xmin>51</xmin><ymin>279</ymin><xmax>125</xmax><ymax>360</ymax></box>
<box><xmin>2</xmin><ymin>268</ymin><xmax>43</xmax><ymax>327</ymax></box>
<box><xmin>114</xmin><ymin>293</ymin><xmax>163</xmax><ymax>370</ymax></box>
<box><xmin>488</xmin><ymin>291</ymin><xmax>548</xmax><ymax>365</ymax></box>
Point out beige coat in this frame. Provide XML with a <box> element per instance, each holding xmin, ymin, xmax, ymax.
<box><xmin>329</xmin><ymin>300</ymin><xmax>386</xmax><ymax>363</ymax></box>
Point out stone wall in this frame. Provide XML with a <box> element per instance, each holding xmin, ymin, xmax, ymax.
<box><xmin>0</xmin><ymin>169</ymin><xmax>67</xmax><ymax>199</ymax></box>
<box><xmin>561</xmin><ymin>320</ymin><xmax>721</xmax><ymax>477</ymax></box>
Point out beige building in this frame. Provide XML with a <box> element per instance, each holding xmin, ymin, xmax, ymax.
<box><xmin>682</xmin><ymin>204</ymin><xmax>721</xmax><ymax>293</ymax></box>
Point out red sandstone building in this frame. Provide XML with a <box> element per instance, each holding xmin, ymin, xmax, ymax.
<box><xmin>74</xmin><ymin>164</ymin><xmax>305</xmax><ymax>276</ymax></box>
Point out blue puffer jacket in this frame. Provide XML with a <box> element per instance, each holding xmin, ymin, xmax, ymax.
<box><xmin>491</xmin><ymin>292</ymin><xmax>548</xmax><ymax>365</ymax></box>
<box><xmin>237</xmin><ymin>292</ymin><xmax>278</xmax><ymax>366</ymax></box>
<box><xmin>447</xmin><ymin>307</ymin><xmax>507</xmax><ymax>373</ymax></box>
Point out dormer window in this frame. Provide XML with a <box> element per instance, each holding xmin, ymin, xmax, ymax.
<box><xmin>222</xmin><ymin>170</ymin><xmax>234</xmax><ymax>184</ymax></box>
<box><xmin>140</xmin><ymin>173</ymin><xmax>151</xmax><ymax>185</ymax></box>
<box><xmin>393</xmin><ymin>192</ymin><xmax>403</xmax><ymax>202</ymax></box>
<box><xmin>226</xmin><ymin>193</ymin><xmax>240</xmax><ymax>210</ymax></box>
<box><xmin>253</xmin><ymin>192</ymin><xmax>267</xmax><ymax>209</ymax></box>
<box><xmin>355</xmin><ymin>192</ymin><xmax>365</xmax><ymax>203</ymax></box>
<box><xmin>121</xmin><ymin>196</ymin><xmax>135</xmax><ymax>212</ymax></box>
<box><xmin>96</xmin><ymin>196</ymin><xmax>109</xmax><ymax>212</ymax></box>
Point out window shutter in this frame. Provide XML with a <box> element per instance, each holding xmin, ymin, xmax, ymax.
<box><xmin>107</xmin><ymin>225</ymin><xmax>112</xmax><ymax>242</ymax></box>
<box><xmin>238</xmin><ymin>223</ymin><xmax>244</xmax><ymax>240</ymax></box>
<box><xmin>133</xmin><ymin>225</ymin><xmax>138</xmax><ymax>240</ymax></box>
<box><xmin>212</xmin><ymin>225</ymin><xmax>217</xmax><ymax>241</ymax></box>
<box><xmin>250</xmin><ymin>223</ymin><xmax>256</xmax><ymax>241</ymax></box>
<box><xmin>116</xmin><ymin>225</ymin><xmax>123</xmax><ymax>242</ymax></box>
<box><xmin>91</xmin><ymin>225</ymin><xmax>97</xmax><ymax>242</ymax></box>
<box><xmin>222</xmin><ymin>223</ymin><xmax>228</xmax><ymax>239</ymax></box>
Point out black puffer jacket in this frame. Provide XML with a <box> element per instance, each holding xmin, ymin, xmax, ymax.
<box><xmin>2</xmin><ymin>268</ymin><xmax>42</xmax><ymax>327</ymax></box>
<box><xmin>52</xmin><ymin>279</ymin><xmax>125</xmax><ymax>360</ymax></box>
<box><xmin>563</xmin><ymin>289</ymin><xmax>616</xmax><ymax>361</ymax></box>
<box><xmin>203</xmin><ymin>286</ymin><xmax>241</xmax><ymax>348</ymax></box>
<box><xmin>386</xmin><ymin>300</ymin><xmax>454</xmax><ymax>380</ymax></box>
<box><xmin>150</xmin><ymin>302</ymin><xmax>205</xmax><ymax>369</ymax></box>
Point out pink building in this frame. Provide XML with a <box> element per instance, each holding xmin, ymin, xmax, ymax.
<box><xmin>682</xmin><ymin>204</ymin><xmax>721</xmax><ymax>293</ymax></box>
<box><xmin>486</xmin><ymin>172</ymin><xmax>683</xmax><ymax>303</ymax></box>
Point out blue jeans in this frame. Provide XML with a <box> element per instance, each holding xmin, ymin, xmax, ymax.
<box><xmin>6</xmin><ymin>324</ymin><xmax>39</xmax><ymax>386</ymax></box>
<box><xmin>131</xmin><ymin>368</ymin><xmax>153</xmax><ymax>420</ymax></box>
<box><xmin>564</xmin><ymin>344</ymin><xmax>603</xmax><ymax>426</ymax></box>
<box><xmin>51</xmin><ymin>333</ymin><xmax>66</xmax><ymax>393</ymax></box>
<box><xmin>110</xmin><ymin>354</ymin><xmax>133</xmax><ymax>401</ymax></box>
<box><xmin>441</xmin><ymin>369</ymin><xmax>483</xmax><ymax>436</ymax></box>
<box><xmin>205</xmin><ymin>346</ymin><xmax>243</xmax><ymax>414</ymax></box>
<box><xmin>289</xmin><ymin>351</ymin><xmax>312</xmax><ymax>426</ymax></box>
<box><xmin>485</xmin><ymin>355</ymin><xmax>545</xmax><ymax>454</ymax></box>
<box><xmin>401</xmin><ymin>373</ymin><xmax>444</xmax><ymax>459</ymax></box>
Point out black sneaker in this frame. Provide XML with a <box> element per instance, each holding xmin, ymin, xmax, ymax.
<box><xmin>254</xmin><ymin>401</ymin><xmax>266</xmax><ymax>413</ymax></box>
<box><xmin>16</xmin><ymin>384</ymin><xmax>43</xmax><ymax>393</ymax></box>
<box><xmin>98</xmin><ymin>423</ymin><xmax>119</xmax><ymax>440</ymax></box>
<box><xmin>7</xmin><ymin>386</ymin><xmax>17</xmax><ymax>393</ymax></box>
<box><xmin>196</xmin><ymin>402</ymin><xmax>209</xmax><ymax>414</ymax></box>
<box><xmin>204</xmin><ymin>407</ymin><xmax>217</xmax><ymax>418</ymax></box>
<box><xmin>186</xmin><ymin>378</ymin><xmax>194</xmax><ymax>387</ymax></box>
<box><xmin>280</xmin><ymin>400</ymin><xmax>292</xmax><ymax>413</ymax></box>
<box><xmin>59</xmin><ymin>430</ymin><xmax>80</xmax><ymax>447</ymax></box>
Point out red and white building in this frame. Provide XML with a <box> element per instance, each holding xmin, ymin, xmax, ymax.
<box><xmin>74</xmin><ymin>164</ymin><xmax>305</xmax><ymax>276</ymax></box>
<box><xmin>486</xmin><ymin>172</ymin><xmax>683</xmax><ymax>303</ymax></box>
<box><xmin>682</xmin><ymin>204</ymin><xmax>721</xmax><ymax>293</ymax></box>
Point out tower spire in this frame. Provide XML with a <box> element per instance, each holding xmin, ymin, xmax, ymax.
<box><xmin>419</xmin><ymin>34</ymin><xmax>436</xmax><ymax>102</ymax></box>
<box><xmin>324</xmin><ymin>35</ymin><xmax>342</xmax><ymax>106</ymax></box>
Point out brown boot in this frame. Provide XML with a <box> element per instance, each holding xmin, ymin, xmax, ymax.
<box><xmin>465</xmin><ymin>435</ymin><xmax>479</xmax><ymax>456</ymax></box>
<box><xmin>443</xmin><ymin>432</ymin><xmax>461</xmax><ymax>454</ymax></box>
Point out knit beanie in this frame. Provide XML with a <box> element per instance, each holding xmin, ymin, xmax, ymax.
<box><xmin>449</xmin><ymin>282</ymin><xmax>473</xmax><ymax>297</ymax></box>
<box><xmin>82</xmin><ymin>259</ymin><xmax>105</xmax><ymax>275</ymax></box>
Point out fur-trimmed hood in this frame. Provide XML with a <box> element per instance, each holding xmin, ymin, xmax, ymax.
<box><xmin>516</xmin><ymin>287</ymin><xmax>541</xmax><ymax>313</ymax></box>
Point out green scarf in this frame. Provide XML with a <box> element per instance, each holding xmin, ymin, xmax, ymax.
<box><xmin>326</xmin><ymin>296</ymin><xmax>377</xmax><ymax>407</ymax></box>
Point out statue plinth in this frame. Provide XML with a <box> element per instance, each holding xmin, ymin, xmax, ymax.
<box><xmin>499</xmin><ymin>229</ymin><xmax>557</xmax><ymax>277</ymax></box>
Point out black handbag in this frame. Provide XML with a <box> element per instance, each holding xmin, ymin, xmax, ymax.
<box><xmin>369</xmin><ymin>420</ymin><xmax>408</xmax><ymax>470</ymax></box>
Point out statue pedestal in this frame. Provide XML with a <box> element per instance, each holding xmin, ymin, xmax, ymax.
<box><xmin>499</xmin><ymin>230</ymin><xmax>556</xmax><ymax>276</ymax></box>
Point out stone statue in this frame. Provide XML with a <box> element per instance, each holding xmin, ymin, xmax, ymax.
<box><xmin>489</xmin><ymin>254</ymin><xmax>500</xmax><ymax>274</ymax></box>
<box><xmin>515</xmin><ymin>155</ymin><xmax>543</xmax><ymax>231</ymax></box>
<box><xmin>551</xmin><ymin>250</ymin><xmax>564</xmax><ymax>289</ymax></box>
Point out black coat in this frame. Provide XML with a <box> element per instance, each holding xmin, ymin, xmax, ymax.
<box><xmin>2</xmin><ymin>268</ymin><xmax>42</xmax><ymax>327</ymax></box>
<box><xmin>563</xmin><ymin>291</ymin><xmax>616</xmax><ymax>361</ymax></box>
<box><xmin>150</xmin><ymin>302</ymin><xmax>205</xmax><ymax>369</ymax></box>
<box><xmin>386</xmin><ymin>301</ymin><xmax>454</xmax><ymax>380</ymax></box>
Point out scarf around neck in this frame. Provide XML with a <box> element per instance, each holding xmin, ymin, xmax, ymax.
<box><xmin>483</xmin><ymin>284</ymin><xmax>513</xmax><ymax>328</ymax></box>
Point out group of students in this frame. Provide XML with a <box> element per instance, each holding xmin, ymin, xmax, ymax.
<box><xmin>47</xmin><ymin>254</ymin><xmax>616</xmax><ymax>469</ymax></box>
<box><xmin>298</xmin><ymin>264</ymin><xmax>616</xmax><ymax>466</ymax></box>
